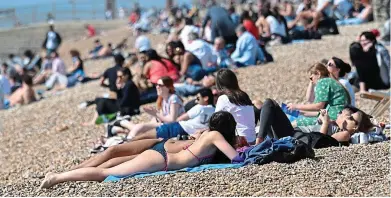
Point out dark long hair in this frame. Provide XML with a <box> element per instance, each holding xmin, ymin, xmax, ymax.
<box><xmin>271</xmin><ymin>6</ymin><xmax>285</xmax><ymax>23</ymax></box>
<box><xmin>119</xmin><ymin>67</ymin><xmax>132</xmax><ymax>80</ymax></box>
<box><xmin>208</xmin><ymin>111</ymin><xmax>237</xmax><ymax>163</ymax></box>
<box><xmin>216</xmin><ymin>69</ymin><xmax>252</xmax><ymax>106</ymax></box>
<box><xmin>331</xmin><ymin>57</ymin><xmax>351</xmax><ymax>78</ymax></box>
<box><xmin>145</xmin><ymin>49</ymin><xmax>168</xmax><ymax>70</ymax></box>
<box><xmin>360</xmin><ymin>31</ymin><xmax>377</xmax><ymax>44</ymax></box>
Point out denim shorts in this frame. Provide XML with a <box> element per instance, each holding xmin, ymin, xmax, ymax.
<box><xmin>156</xmin><ymin>122</ymin><xmax>187</xmax><ymax>139</ymax></box>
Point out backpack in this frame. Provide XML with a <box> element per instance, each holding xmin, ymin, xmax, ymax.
<box><xmin>293</xmin><ymin>131</ymin><xmax>342</xmax><ymax>149</ymax></box>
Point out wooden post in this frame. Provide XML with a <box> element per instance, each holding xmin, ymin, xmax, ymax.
<box><xmin>105</xmin><ymin>0</ymin><xmax>117</xmax><ymax>19</ymax></box>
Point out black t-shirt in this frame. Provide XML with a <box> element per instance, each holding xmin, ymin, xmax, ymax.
<box><xmin>116</xmin><ymin>80</ymin><xmax>141</xmax><ymax>115</ymax></box>
<box><xmin>102</xmin><ymin>65</ymin><xmax>122</xmax><ymax>91</ymax></box>
<box><xmin>351</xmin><ymin>44</ymin><xmax>388</xmax><ymax>90</ymax></box>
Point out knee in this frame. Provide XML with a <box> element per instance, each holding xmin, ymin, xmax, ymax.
<box><xmin>105</xmin><ymin>145</ymin><xmax>118</xmax><ymax>156</ymax></box>
<box><xmin>263</xmin><ymin>98</ymin><xmax>277</xmax><ymax>108</ymax></box>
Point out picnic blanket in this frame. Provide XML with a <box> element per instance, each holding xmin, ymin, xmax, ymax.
<box><xmin>104</xmin><ymin>163</ymin><xmax>244</xmax><ymax>182</ymax></box>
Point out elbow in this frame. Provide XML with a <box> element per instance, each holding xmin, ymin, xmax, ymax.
<box><xmin>315</xmin><ymin>102</ymin><xmax>326</xmax><ymax>110</ymax></box>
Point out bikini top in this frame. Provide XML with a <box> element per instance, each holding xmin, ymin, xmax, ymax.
<box><xmin>183</xmin><ymin>144</ymin><xmax>214</xmax><ymax>165</ymax></box>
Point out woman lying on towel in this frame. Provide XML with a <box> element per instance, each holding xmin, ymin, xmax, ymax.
<box><xmin>288</xmin><ymin>63</ymin><xmax>350</xmax><ymax>127</ymax></box>
<box><xmin>39</xmin><ymin>111</ymin><xmax>241</xmax><ymax>189</ymax></box>
<box><xmin>255</xmin><ymin>99</ymin><xmax>374</xmax><ymax>145</ymax></box>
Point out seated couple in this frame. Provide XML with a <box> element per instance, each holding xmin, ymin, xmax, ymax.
<box><xmin>39</xmin><ymin>111</ymin><xmax>243</xmax><ymax>189</ymax></box>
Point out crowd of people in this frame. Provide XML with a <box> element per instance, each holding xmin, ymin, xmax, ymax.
<box><xmin>0</xmin><ymin>0</ymin><xmax>388</xmax><ymax>189</ymax></box>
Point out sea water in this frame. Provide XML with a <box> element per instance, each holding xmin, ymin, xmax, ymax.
<box><xmin>0</xmin><ymin>0</ymin><xmax>192</xmax><ymax>28</ymax></box>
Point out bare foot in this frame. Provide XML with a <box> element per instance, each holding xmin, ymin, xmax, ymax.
<box><xmin>39</xmin><ymin>172</ymin><xmax>56</xmax><ymax>190</ymax></box>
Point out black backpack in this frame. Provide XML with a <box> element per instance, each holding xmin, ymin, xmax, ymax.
<box><xmin>293</xmin><ymin>131</ymin><xmax>344</xmax><ymax>149</ymax></box>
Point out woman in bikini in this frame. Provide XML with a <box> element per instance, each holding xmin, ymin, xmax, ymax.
<box><xmin>39</xmin><ymin>111</ymin><xmax>240</xmax><ymax>189</ymax></box>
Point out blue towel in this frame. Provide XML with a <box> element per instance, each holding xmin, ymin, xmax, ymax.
<box><xmin>104</xmin><ymin>163</ymin><xmax>244</xmax><ymax>182</ymax></box>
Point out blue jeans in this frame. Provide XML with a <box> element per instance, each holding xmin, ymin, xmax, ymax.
<box><xmin>186</xmin><ymin>64</ymin><xmax>206</xmax><ymax>81</ymax></box>
<box><xmin>174</xmin><ymin>83</ymin><xmax>203</xmax><ymax>97</ymax></box>
<box><xmin>336</xmin><ymin>18</ymin><xmax>364</xmax><ymax>26</ymax></box>
<box><xmin>156</xmin><ymin>122</ymin><xmax>187</xmax><ymax>139</ymax></box>
<box><xmin>67</xmin><ymin>69</ymin><xmax>85</xmax><ymax>88</ymax></box>
<box><xmin>235</xmin><ymin>61</ymin><xmax>247</xmax><ymax>68</ymax></box>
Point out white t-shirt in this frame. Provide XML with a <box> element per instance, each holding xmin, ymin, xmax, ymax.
<box><xmin>179</xmin><ymin>104</ymin><xmax>215</xmax><ymax>135</ymax></box>
<box><xmin>46</xmin><ymin>31</ymin><xmax>57</xmax><ymax>50</ymax></box>
<box><xmin>186</xmin><ymin>39</ymin><xmax>217</xmax><ymax>68</ymax></box>
<box><xmin>339</xmin><ymin>78</ymin><xmax>356</xmax><ymax>107</ymax></box>
<box><xmin>135</xmin><ymin>35</ymin><xmax>151</xmax><ymax>52</ymax></box>
<box><xmin>316</xmin><ymin>0</ymin><xmax>333</xmax><ymax>17</ymax></box>
<box><xmin>266</xmin><ymin>16</ymin><xmax>287</xmax><ymax>37</ymax></box>
<box><xmin>215</xmin><ymin>95</ymin><xmax>256</xmax><ymax>143</ymax></box>
<box><xmin>162</xmin><ymin>94</ymin><xmax>185</xmax><ymax>117</ymax></box>
<box><xmin>180</xmin><ymin>25</ymin><xmax>200</xmax><ymax>50</ymax></box>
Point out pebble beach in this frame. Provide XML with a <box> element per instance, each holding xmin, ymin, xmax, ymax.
<box><xmin>0</xmin><ymin>22</ymin><xmax>389</xmax><ymax>196</ymax></box>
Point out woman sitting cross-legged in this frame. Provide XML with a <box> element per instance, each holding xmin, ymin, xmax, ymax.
<box><xmin>113</xmin><ymin>76</ymin><xmax>185</xmax><ymax>140</ymax></box>
<box><xmin>255</xmin><ymin>98</ymin><xmax>374</xmax><ymax>145</ymax></box>
<box><xmin>129</xmin><ymin>88</ymin><xmax>215</xmax><ymax>141</ymax></box>
<box><xmin>288</xmin><ymin>63</ymin><xmax>349</xmax><ymax>127</ymax></box>
<box><xmin>39</xmin><ymin>111</ymin><xmax>241</xmax><ymax>189</ymax></box>
<box><xmin>80</xmin><ymin>67</ymin><xmax>140</xmax><ymax>126</ymax></box>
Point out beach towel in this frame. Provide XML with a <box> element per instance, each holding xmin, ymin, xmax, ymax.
<box><xmin>104</xmin><ymin>163</ymin><xmax>244</xmax><ymax>182</ymax></box>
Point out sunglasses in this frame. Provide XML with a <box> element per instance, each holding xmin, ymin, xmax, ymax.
<box><xmin>156</xmin><ymin>83</ymin><xmax>166</xmax><ymax>87</ymax></box>
<box><xmin>117</xmin><ymin>75</ymin><xmax>124</xmax><ymax>78</ymax></box>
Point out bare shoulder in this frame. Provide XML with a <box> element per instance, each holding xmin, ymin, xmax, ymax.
<box><xmin>203</xmin><ymin>130</ymin><xmax>224</xmax><ymax>140</ymax></box>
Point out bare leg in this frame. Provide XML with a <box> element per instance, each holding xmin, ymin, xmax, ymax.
<box><xmin>40</xmin><ymin>150</ymin><xmax>166</xmax><ymax>189</ymax></box>
<box><xmin>72</xmin><ymin>139</ymin><xmax>160</xmax><ymax>169</ymax></box>
<box><xmin>127</xmin><ymin>123</ymin><xmax>160</xmax><ymax>140</ymax></box>
<box><xmin>97</xmin><ymin>155</ymin><xmax>137</xmax><ymax>168</ymax></box>
<box><xmin>120</xmin><ymin>120</ymin><xmax>136</xmax><ymax>131</ymax></box>
<box><xmin>307</xmin><ymin>11</ymin><xmax>322</xmax><ymax>30</ymax></box>
<box><xmin>129</xmin><ymin>129</ymin><xmax>158</xmax><ymax>141</ymax></box>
